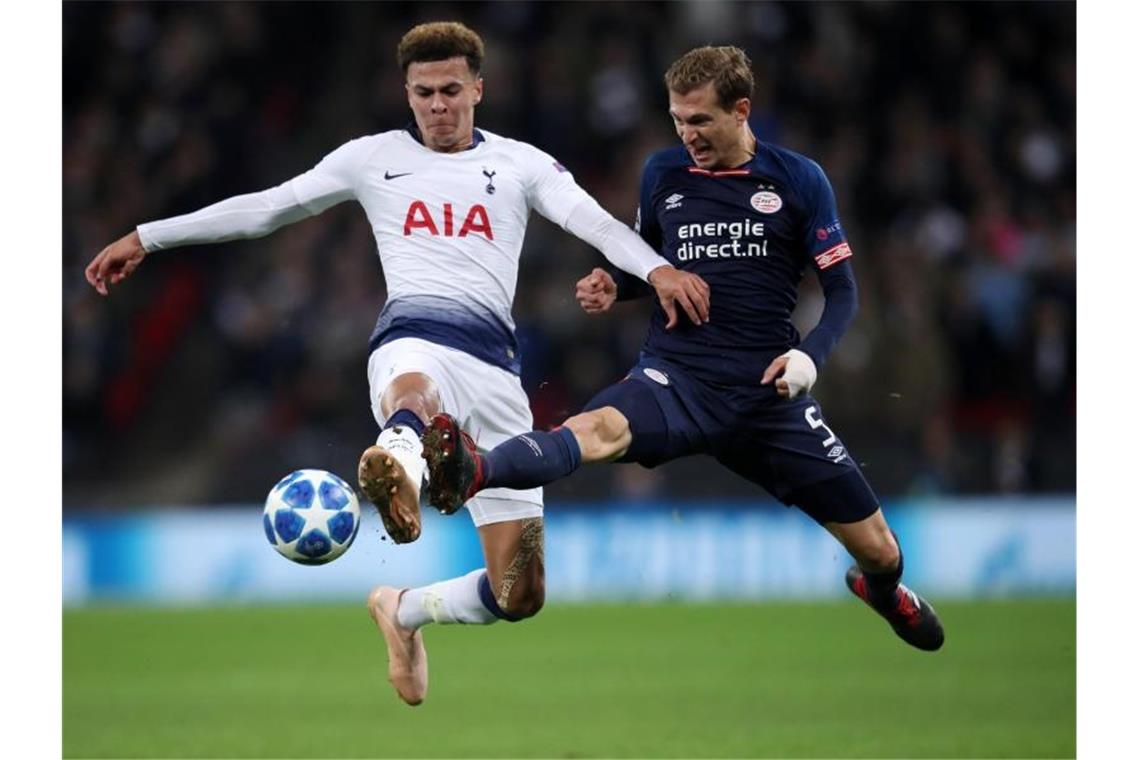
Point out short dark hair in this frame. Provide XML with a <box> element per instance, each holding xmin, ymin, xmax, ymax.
<box><xmin>664</xmin><ymin>46</ymin><xmax>754</xmax><ymax>110</ymax></box>
<box><xmin>397</xmin><ymin>22</ymin><xmax>485</xmax><ymax>76</ymax></box>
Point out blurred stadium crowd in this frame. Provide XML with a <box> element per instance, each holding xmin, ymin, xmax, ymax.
<box><xmin>63</xmin><ymin>1</ymin><xmax>1074</xmax><ymax>508</ymax></box>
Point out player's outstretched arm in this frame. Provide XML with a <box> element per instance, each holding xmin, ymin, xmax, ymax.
<box><xmin>85</xmin><ymin>230</ymin><xmax>147</xmax><ymax>296</ymax></box>
<box><xmin>83</xmin><ymin>136</ymin><xmax>370</xmax><ymax>296</ymax></box>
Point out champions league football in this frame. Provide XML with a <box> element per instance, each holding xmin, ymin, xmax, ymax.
<box><xmin>262</xmin><ymin>469</ymin><xmax>361</xmax><ymax>565</ymax></box>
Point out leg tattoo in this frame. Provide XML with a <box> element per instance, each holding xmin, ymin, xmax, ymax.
<box><xmin>495</xmin><ymin>518</ymin><xmax>544</xmax><ymax>610</ymax></box>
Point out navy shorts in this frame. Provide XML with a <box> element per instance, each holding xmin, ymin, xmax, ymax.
<box><xmin>583</xmin><ymin>355</ymin><xmax>880</xmax><ymax>524</ymax></box>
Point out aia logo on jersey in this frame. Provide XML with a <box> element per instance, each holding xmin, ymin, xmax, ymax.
<box><xmin>403</xmin><ymin>201</ymin><xmax>494</xmax><ymax>240</ymax></box>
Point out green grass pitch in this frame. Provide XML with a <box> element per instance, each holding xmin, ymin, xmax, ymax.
<box><xmin>64</xmin><ymin>599</ymin><xmax>1074</xmax><ymax>758</ymax></box>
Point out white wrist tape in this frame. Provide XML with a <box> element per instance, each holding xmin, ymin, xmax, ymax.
<box><xmin>781</xmin><ymin>349</ymin><xmax>818</xmax><ymax>398</ymax></box>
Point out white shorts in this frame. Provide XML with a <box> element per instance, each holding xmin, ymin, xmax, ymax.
<box><xmin>367</xmin><ymin>338</ymin><xmax>543</xmax><ymax>527</ymax></box>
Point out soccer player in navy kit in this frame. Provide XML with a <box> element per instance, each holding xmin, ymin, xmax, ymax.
<box><xmin>422</xmin><ymin>45</ymin><xmax>943</xmax><ymax>651</ymax></box>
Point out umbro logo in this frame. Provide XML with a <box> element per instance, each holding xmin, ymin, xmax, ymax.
<box><xmin>665</xmin><ymin>193</ymin><xmax>684</xmax><ymax>210</ymax></box>
<box><xmin>384</xmin><ymin>170</ymin><xmax>413</xmax><ymax>180</ymax></box>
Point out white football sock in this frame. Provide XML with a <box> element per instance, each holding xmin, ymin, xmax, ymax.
<box><xmin>376</xmin><ymin>423</ymin><xmax>427</xmax><ymax>495</ymax></box>
<box><xmin>397</xmin><ymin>569</ymin><xmax>499</xmax><ymax>629</ymax></box>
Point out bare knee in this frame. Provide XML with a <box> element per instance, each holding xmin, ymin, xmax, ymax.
<box><xmin>852</xmin><ymin>530</ymin><xmax>900</xmax><ymax>573</ymax></box>
<box><xmin>828</xmin><ymin>509</ymin><xmax>901</xmax><ymax>573</ymax></box>
<box><xmin>500</xmin><ymin>575</ymin><xmax>545</xmax><ymax>620</ymax></box>
<box><xmin>480</xmin><ymin>517</ymin><xmax>546</xmax><ymax>620</ymax></box>
<box><xmin>563</xmin><ymin>407</ymin><xmax>631</xmax><ymax>462</ymax></box>
<box><xmin>380</xmin><ymin>372</ymin><xmax>442</xmax><ymax>421</ymax></box>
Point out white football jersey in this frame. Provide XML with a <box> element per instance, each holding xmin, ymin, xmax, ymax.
<box><xmin>138</xmin><ymin>127</ymin><xmax>629</xmax><ymax>373</ymax></box>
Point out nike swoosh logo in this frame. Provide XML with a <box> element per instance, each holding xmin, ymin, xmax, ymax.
<box><xmin>384</xmin><ymin>171</ymin><xmax>412</xmax><ymax>180</ymax></box>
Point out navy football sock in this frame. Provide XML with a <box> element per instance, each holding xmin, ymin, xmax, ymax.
<box><xmin>862</xmin><ymin>549</ymin><xmax>904</xmax><ymax>611</ymax></box>
<box><xmin>481</xmin><ymin>427</ymin><xmax>582</xmax><ymax>490</ymax></box>
<box><xmin>477</xmin><ymin>571</ymin><xmax>522</xmax><ymax>622</ymax></box>
<box><xmin>385</xmin><ymin>408</ymin><xmax>426</xmax><ymax>436</ymax></box>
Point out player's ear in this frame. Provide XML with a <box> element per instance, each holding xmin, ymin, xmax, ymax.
<box><xmin>734</xmin><ymin>97</ymin><xmax>751</xmax><ymax>125</ymax></box>
<box><xmin>473</xmin><ymin>76</ymin><xmax>484</xmax><ymax>105</ymax></box>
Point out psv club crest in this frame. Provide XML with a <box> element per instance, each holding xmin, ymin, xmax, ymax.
<box><xmin>750</xmin><ymin>190</ymin><xmax>782</xmax><ymax>214</ymax></box>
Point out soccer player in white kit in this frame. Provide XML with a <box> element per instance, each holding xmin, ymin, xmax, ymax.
<box><xmin>84</xmin><ymin>21</ymin><xmax>710</xmax><ymax>706</ymax></box>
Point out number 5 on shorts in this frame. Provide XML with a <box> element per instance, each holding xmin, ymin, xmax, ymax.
<box><xmin>805</xmin><ymin>406</ymin><xmax>837</xmax><ymax>447</ymax></box>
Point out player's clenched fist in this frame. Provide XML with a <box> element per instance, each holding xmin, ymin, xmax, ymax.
<box><xmin>85</xmin><ymin>230</ymin><xmax>148</xmax><ymax>296</ymax></box>
<box><xmin>575</xmin><ymin>267</ymin><xmax>618</xmax><ymax>314</ymax></box>
<box><xmin>647</xmin><ymin>264</ymin><xmax>710</xmax><ymax>329</ymax></box>
<box><xmin>761</xmin><ymin>349</ymin><xmax>817</xmax><ymax>399</ymax></box>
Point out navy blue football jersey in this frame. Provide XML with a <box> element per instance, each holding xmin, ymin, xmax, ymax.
<box><xmin>624</xmin><ymin>142</ymin><xmax>855</xmax><ymax>387</ymax></box>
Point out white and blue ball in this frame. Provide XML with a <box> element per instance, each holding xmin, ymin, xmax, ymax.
<box><xmin>263</xmin><ymin>469</ymin><xmax>361</xmax><ymax>565</ymax></box>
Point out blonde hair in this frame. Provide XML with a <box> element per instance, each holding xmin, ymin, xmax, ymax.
<box><xmin>664</xmin><ymin>46</ymin><xmax>754</xmax><ymax>110</ymax></box>
<box><xmin>397</xmin><ymin>21</ymin><xmax>485</xmax><ymax>75</ymax></box>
